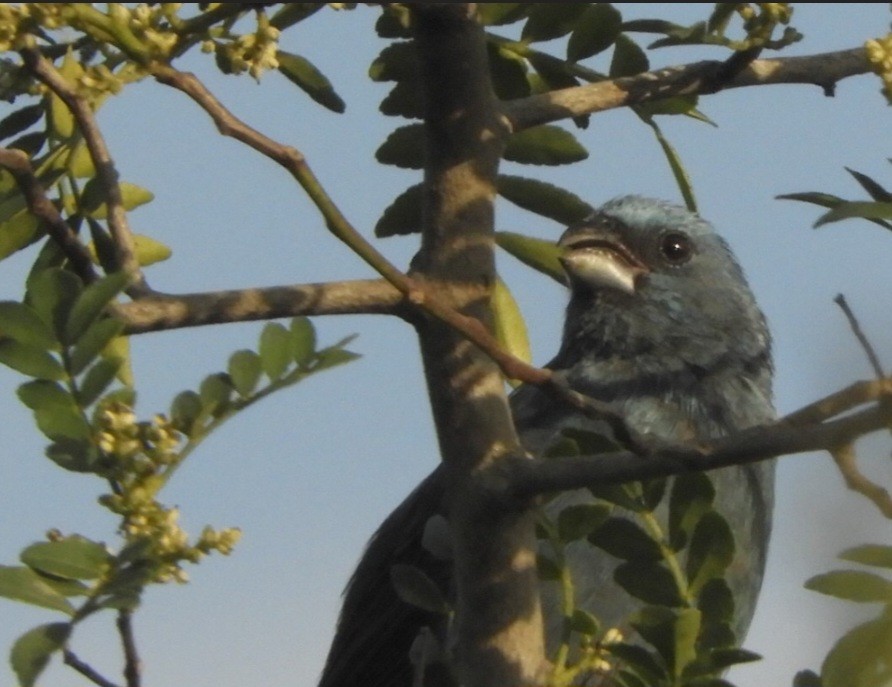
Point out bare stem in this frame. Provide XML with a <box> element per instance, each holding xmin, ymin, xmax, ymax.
<box><xmin>835</xmin><ymin>293</ymin><xmax>885</xmax><ymax>378</ymax></box>
<box><xmin>117</xmin><ymin>610</ymin><xmax>141</xmax><ymax>687</ymax></box>
<box><xmin>0</xmin><ymin>147</ymin><xmax>98</xmax><ymax>283</ymax></box>
<box><xmin>20</xmin><ymin>47</ymin><xmax>147</xmax><ymax>291</ymax></box>
<box><xmin>63</xmin><ymin>649</ymin><xmax>121</xmax><ymax>687</ymax></box>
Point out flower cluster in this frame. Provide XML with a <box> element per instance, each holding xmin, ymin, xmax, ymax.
<box><xmin>736</xmin><ymin>3</ymin><xmax>793</xmax><ymax>48</ymax></box>
<box><xmin>866</xmin><ymin>33</ymin><xmax>892</xmax><ymax>104</ymax></box>
<box><xmin>96</xmin><ymin>403</ymin><xmax>241</xmax><ymax>584</ymax></box>
<box><xmin>202</xmin><ymin>11</ymin><xmax>281</xmax><ymax>80</ymax></box>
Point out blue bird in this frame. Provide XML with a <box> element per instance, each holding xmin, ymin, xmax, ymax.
<box><xmin>319</xmin><ymin>196</ymin><xmax>775</xmax><ymax>687</ymax></box>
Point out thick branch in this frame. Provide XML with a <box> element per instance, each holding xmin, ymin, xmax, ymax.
<box><xmin>20</xmin><ymin>47</ymin><xmax>146</xmax><ymax>290</ymax></box>
<box><xmin>505</xmin><ymin>48</ymin><xmax>870</xmax><ymax>131</ymax></box>
<box><xmin>412</xmin><ymin>5</ymin><xmax>545</xmax><ymax>687</ymax></box>
<box><xmin>114</xmin><ymin>279</ymin><xmax>405</xmax><ymax>333</ymax></box>
<box><xmin>0</xmin><ymin>147</ymin><xmax>98</xmax><ymax>283</ymax></box>
<box><xmin>507</xmin><ymin>378</ymin><xmax>892</xmax><ymax>500</ymax></box>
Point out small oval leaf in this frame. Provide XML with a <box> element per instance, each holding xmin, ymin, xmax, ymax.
<box><xmin>805</xmin><ymin>570</ymin><xmax>892</xmax><ymax>603</ymax></box>
<box><xmin>0</xmin><ymin>301</ymin><xmax>57</xmax><ymax>349</ymax></box>
<box><xmin>375</xmin><ymin>124</ymin><xmax>425</xmax><ymax>169</ymax></box>
<box><xmin>504</xmin><ymin>125</ymin><xmax>588</xmax><ymax>166</ymax></box>
<box><xmin>259</xmin><ymin>322</ymin><xmax>292</xmax><ymax>380</ymax></box>
<box><xmin>290</xmin><ymin>317</ymin><xmax>316</xmax><ymax>365</ymax></box>
<box><xmin>568</xmin><ymin>3</ymin><xmax>623</xmax><ymax>62</ymax></box>
<box><xmin>228</xmin><ymin>349</ymin><xmax>262</xmax><ymax>397</ymax></box>
<box><xmin>21</xmin><ymin>536</ymin><xmax>111</xmax><ymax>580</ymax></box>
<box><xmin>11</xmin><ymin>622</ymin><xmax>72</xmax><ymax>687</ymax></box>
<box><xmin>497</xmin><ymin>175</ymin><xmax>594</xmax><ymax>225</ymax></box>
<box><xmin>0</xmin><ymin>340</ymin><xmax>64</xmax><ymax>380</ymax></box>
<box><xmin>277</xmin><ymin>51</ymin><xmax>346</xmax><ymax>113</ymax></box>
<box><xmin>0</xmin><ymin>566</ymin><xmax>75</xmax><ymax>615</ymax></box>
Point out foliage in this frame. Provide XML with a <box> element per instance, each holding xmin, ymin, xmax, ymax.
<box><xmin>0</xmin><ymin>3</ymin><xmax>886</xmax><ymax>687</ymax></box>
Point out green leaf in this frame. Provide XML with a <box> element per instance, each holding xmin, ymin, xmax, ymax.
<box><xmin>615</xmin><ymin>561</ymin><xmax>684</xmax><ymax>606</ymax></box>
<box><xmin>840</xmin><ymin>545</ymin><xmax>892</xmax><ymax>569</ymax></box>
<box><xmin>492</xmin><ymin>277</ymin><xmax>531</xmax><ymax>368</ymax></box>
<box><xmin>0</xmin><ymin>340</ymin><xmax>64</xmax><ymax>380</ymax></box>
<box><xmin>79</xmin><ymin>178</ymin><xmax>154</xmax><ymax>219</ymax></box>
<box><xmin>0</xmin><ymin>566</ymin><xmax>74</xmax><ymax>614</ymax></box>
<box><xmin>67</xmin><ymin>140</ymin><xmax>94</xmax><ymax>178</ymax></box>
<box><xmin>290</xmin><ymin>317</ymin><xmax>316</xmax><ymax>365</ymax></box>
<box><xmin>0</xmin><ymin>210</ymin><xmax>41</xmax><ymax>261</ymax></box>
<box><xmin>668</xmin><ymin>472</ymin><xmax>715</xmax><ymax>550</ymax></box>
<box><xmin>368</xmin><ymin>42</ymin><xmax>417</xmax><ymax>82</ymax></box>
<box><xmin>642</xmin><ymin>117</ymin><xmax>697</xmax><ymax>212</ymax></box>
<box><xmin>821</xmin><ymin>609</ymin><xmax>892</xmax><ymax>687</ymax></box>
<box><xmin>522</xmin><ymin>3</ymin><xmax>589</xmax><ymax>42</ymax></box>
<box><xmin>26</xmin><ymin>268</ymin><xmax>83</xmax><ymax>340</ymax></box>
<box><xmin>269</xmin><ymin>3</ymin><xmax>324</xmax><ymax>30</ymax></box>
<box><xmin>314</xmin><ymin>346</ymin><xmax>360</xmax><ymax>372</ymax></box>
<box><xmin>375</xmin><ymin>124</ymin><xmax>424</xmax><ymax>169</ymax></box>
<box><xmin>537</xmin><ymin>553</ymin><xmax>562</xmax><ymax>581</ymax></box>
<box><xmin>21</xmin><ymin>536</ymin><xmax>111</xmax><ymax>580</ymax></box>
<box><xmin>570</xmin><ymin>608</ymin><xmax>600</xmax><ymax>637</ymax></box>
<box><xmin>68</xmin><ymin>316</ymin><xmax>125</xmax><ymax>376</ymax></box>
<box><xmin>805</xmin><ymin>570</ymin><xmax>892</xmax><ymax>603</ymax></box>
<box><xmin>794</xmin><ymin>670</ymin><xmax>824</xmax><ymax>687</ymax></box>
<box><xmin>171</xmin><ymin>390</ymin><xmax>203</xmax><ymax>433</ymax></box>
<box><xmin>133</xmin><ymin>234</ymin><xmax>172</xmax><ymax>266</ymax></box>
<box><xmin>17</xmin><ymin>379</ymin><xmax>72</xmax><ymax>411</ymax></box>
<box><xmin>632</xmin><ymin>606</ymin><xmax>700</xmax><ymax>678</ymax></box>
<box><xmin>478</xmin><ymin>4</ymin><xmax>528</xmax><ymax>26</ymax></box>
<box><xmin>686</xmin><ymin>510</ymin><xmax>735</xmax><ymax>595</ymax></box>
<box><xmin>556</xmin><ymin>503</ymin><xmax>611</xmax><ymax>542</ymax></box>
<box><xmin>496</xmin><ymin>231</ymin><xmax>565</xmax><ymax>283</ymax></box>
<box><xmin>11</xmin><ymin>622</ymin><xmax>72</xmax><ymax>687</ymax></box>
<box><xmin>375</xmin><ymin>184</ymin><xmax>423</xmax><ymax>237</ymax></box>
<box><xmin>504</xmin><ymin>125</ymin><xmax>588</xmax><ymax>166</ymax></box>
<box><xmin>380</xmin><ymin>80</ymin><xmax>423</xmax><ymax>119</ymax></box>
<box><xmin>697</xmin><ymin>577</ymin><xmax>735</xmax><ymax>628</ymax></box>
<box><xmin>610</xmin><ymin>34</ymin><xmax>649</xmax><ymax>78</ymax></box>
<box><xmin>0</xmin><ymin>104</ymin><xmax>44</xmax><ymax>142</ymax></box>
<box><xmin>0</xmin><ymin>301</ymin><xmax>57</xmax><ymax>349</ymax></box>
<box><xmin>276</xmin><ymin>51</ymin><xmax>346</xmax><ymax>113</ymax></box>
<box><xmin>486</xmin><ymin>42</ymin><xmax>531</xmax><ymax>100</ymax></box>
<box><xmin>497</xmin><ymin>175</ymin><xmax>594</xmax><ymax>224</ymax></box>
<box><xmin>845</xmin><ymin>167</ymin><xmax>892</xmax><ymax>202</ymax></box>
<box><xmin>605</xmin><ymin>642</ymin><xmax>667</xmax><ymax>684</ymax></box>
<box><xmin>568</xmin><ymin>4</ymin><xmax>623</xmax><ymax>62</ymax></box>
<box><xmin>64</xmin><ymin>272</ymin><xmax>129</xmax><ymax>343</ymax></box>
<box><xmin>228</xmin><ymin>349</ymin><xmax>262</xmax><ymax>397</ymax></box>
<box><xmin>777</xmin><ymin>193</ymin><xmax>892</xmax><ymax>231</ymax></box>
<box><xmin>78</xmin><ymin>357</ymin><xmax>123</xmax><ymax>407</ymax></box>
<box><xmin>589</xmin><ymin>517</ymin><xmax>663</xmax><ymax>561</ymax></box>
<box><xmin>259</xmin><ymin>322</ymin><xmax>292</xmax><ymax>381</ymax></box>
<box><xmin>10</xmin><ymin>131</ymin><xmax>46</xmax><ymax>156</ymax></box>
<box><xmin>45</xmin><ymin>439</ymin><xmax>97</xmax><ymax>472</ymax></box>
<box><xmin>33</xmin><ymin>403</ymin><xmax>91</xmax><ymax>442</ymax></box>
<box><xmin>390</xmin><ymin>564</ymin><xmax>449</xmax><ymax>614</ymax></box>
<box><xmin>814</xmin><ymin>201</ymin><xmax>892</xmax><ymax>228</ymax></box>
<box><xmin>199</xmin><ymin>373</ymin><xmax>234</xmax><ymax>415</ymax></box>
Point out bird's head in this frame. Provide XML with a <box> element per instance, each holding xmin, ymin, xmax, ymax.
<box><xmin>555</xmin><ymin>195</ymin><xmax>770</xmax><ymax>379</ymax></box>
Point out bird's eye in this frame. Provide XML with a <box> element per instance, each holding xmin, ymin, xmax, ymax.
<box><xmin>659</xmin><ymin>231</ymin><xmax>693</xmax><ymax>265</ymax></box>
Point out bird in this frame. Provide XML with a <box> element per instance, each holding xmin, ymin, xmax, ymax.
<box><xmin>318</xmin><ymin>195</ymin><xmax>776</xmax><ymax>687</ymax></box>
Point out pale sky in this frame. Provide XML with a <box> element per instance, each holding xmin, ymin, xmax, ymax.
<box><xmin>1</xmin><ymin>4</ymin><xmax>891</xmax><ymax>687</ymax></box>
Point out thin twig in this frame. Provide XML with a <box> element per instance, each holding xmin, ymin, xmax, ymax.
<box><xmin>0</xmin><ymin>147</ymin><xmax>98</xmax><ymax>283</ymax></box>
<box><xmin>832</xmin><ymin>443</ymin><xmax>892</xmax><ymax>518</ymax></box>
<box><xmin>19</xmin><ymin>46</ymin><xmax>147</xmax><ymax>292</ymax></box>
<box><xmin>835</xmin><ymin>293</ymin><xmax>885</xmax><ymax>378</ymax></box>
<box><xmin>63</xmin><ymin>649</ymin><xmax>122</xmax><ymax>687</ymax></box>
<box><xmin>507</xmin><ymin>380</ymin><xmax>892</xmax><ymax>500</ymax></box>
<box><xmin>149</xmin><ymin>64</ymin><xmax>552</xmax><ymax>386</ymax></box>
<box><xmin>113</xmin><ymin>278</ymin><xmax>406</xmax><ymax>333</ymax></box>
<box><xmin>117</xmin><ymin>610</ymin><xmax>141</xmax><ymax>687</ymax></box>
<box><xmin>504</xmin><ymin>48</ymin><xmax>870</xmax><ymax>131</ymax></box>
<box><xmin>783</xmin><ymin>378</ymin><xmax>892</xmax><ymax>425</ymax></box>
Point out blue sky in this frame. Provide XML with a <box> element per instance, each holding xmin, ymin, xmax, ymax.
<box><xmin>1</xmin><ymin>4</ymin><xmax>891</xmax><ymax>686</ymax></box>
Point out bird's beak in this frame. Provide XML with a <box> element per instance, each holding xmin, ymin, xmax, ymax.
<box><xmin>558</xmin><ymin>231</ymin><xmax>648</xmax><ymax>295</ymax></box>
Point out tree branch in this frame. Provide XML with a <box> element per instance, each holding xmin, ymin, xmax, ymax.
<box><xmin>63</xmin><ymin>649</ymin><xmax>121</xmax><ymax>687</ymax></box>
<box><xmin>0</xmin><ymin>146</ymin><xmax>98</xmax><ymax>283</ymax></box>
<box><xmin>506</xmin><ymin>378</ymin><xmax>892</xmax><ymax>501</ymax></box>
<box><xmin>504</xmin><ymin>47</ymin><xmax>870</xmax><ymax>131</ymax></box>
<box><xmin>20</xmin><ymin>46</ymin><xmax>147</xmax><ymax>292</ymax></box>
<box><xmin>411</xmin><ymin>5</ymin><xmax>546</xmax><ymax>686</ymax></box>
<box><xmin>117</xmin><ymin>610</ymin><xmax>141</xmax><ymax>687</ymax></box>
<box><xmin>113</xmin><ymin>278</ymin><xmax>406</xmax><ymax>333</ymax></box>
